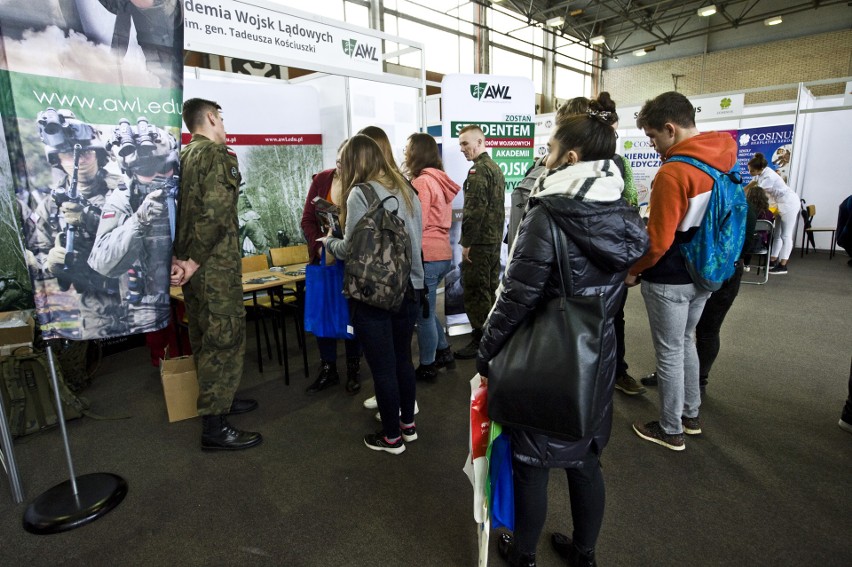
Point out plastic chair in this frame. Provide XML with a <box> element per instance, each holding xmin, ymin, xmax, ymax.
<box><xmin>743</xmin><ymin>219</ymin><xmax>774</xmax><ymax>285</ymax></box>
<box><xmin>799</xmin><ymin>201</ymin><xmax>837</xmax><ymax>258</ymax></box>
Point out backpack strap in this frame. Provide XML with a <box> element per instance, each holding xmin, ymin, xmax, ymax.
<box><xmin>667</xmin><ymin>155</ymin><xmax>742</xmax><ymax>184</ymax></box>
<box><xmin>359</xmin><ymin>181</ymin><xmax>400</xmax><ymax>214</ymax></box>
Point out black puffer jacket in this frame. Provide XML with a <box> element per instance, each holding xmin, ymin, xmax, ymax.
<box><xmin>476</xmin><ymin>194</ymin><xmax>648</xmax><ymax>468</ymax></box>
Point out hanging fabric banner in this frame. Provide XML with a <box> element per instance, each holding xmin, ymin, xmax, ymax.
<box><xmin>0</xmin><ymin>0</ymin><xmax>183</xmax><ymax>339</ymax></box>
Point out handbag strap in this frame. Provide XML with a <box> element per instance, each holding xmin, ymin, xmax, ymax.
<box><xmin>540</xmin><ymin>204</ymin><xmax>572</xmax><ymax>298</ymax></box>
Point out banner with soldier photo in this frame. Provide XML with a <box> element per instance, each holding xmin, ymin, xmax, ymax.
<box><xmin>0</xmin><ymin>0</ymin><xmax>182</xmax><ymax>339</ymax></box>
<box><xmin>183</xmin><ymin>77</ymin><xmax>323</xmax><ymax>257</ymax></box>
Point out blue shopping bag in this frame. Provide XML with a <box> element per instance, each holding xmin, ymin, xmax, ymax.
<box><xmin>304</xmin><ymin>247</ymin><xmax>353</xmax><ymax>339</ymax></box>
<box><xmin>489</xmin><ymin>430</ymin><xmax>514</xmax><ymax>531</ymax></box>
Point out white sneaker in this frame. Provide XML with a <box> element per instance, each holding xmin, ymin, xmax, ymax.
<box><xmin>375</xmin><ymin>400</ymin><xmax>419</xmax><ymax>422</ymax></box>
<box><xmin>362</xmin><ymin>396</ymin><xmax>377</xmax><ymax>409</ymax></box>
<box><xmin>743</xmin><ymin>265</ymin><xmax>751</xmax><ymax>272</ymax></box>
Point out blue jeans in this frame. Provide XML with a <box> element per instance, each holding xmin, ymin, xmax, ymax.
<box><xmin>351</xmin><ymin>295</ymin><xmax>419</xmax><ymax>439</ymax></box>
<box><xmin>641</xmin><ymin>282</ymin><xmax>710</xmax><ymax>434</ymax></box>
<box><xmin>417</xmin><ymin>259</ymin><xmax>451</xmax><ymax>364</ymax></box>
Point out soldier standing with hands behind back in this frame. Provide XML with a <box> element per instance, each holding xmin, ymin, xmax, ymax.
<box><xmin>454</xmin><ymin>124</ymin><xmax>506</xmax><ymax>360</ymax></box>
<box><xmin>173</xmin><ymin>98</ymin><xmax>262</xmax><ymax>451</ymax></box>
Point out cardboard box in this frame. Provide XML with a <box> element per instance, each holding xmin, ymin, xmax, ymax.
<box><xmin>0</xmin><ymin>311</ymin><xmax>35</xmax><ymax>347</ymax></box>
<box><xmin>160</xmin><ymin>350</ymin><xmax>199</xmax><ymax>422</ymax></box>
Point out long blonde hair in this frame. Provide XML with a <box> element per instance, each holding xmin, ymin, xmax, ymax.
<box><xmin>339</xmin><ymin>135</ymin><xmax>415</xmax><ymax>218</ymax></box>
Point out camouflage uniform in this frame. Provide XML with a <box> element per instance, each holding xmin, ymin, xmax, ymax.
<box><xmin>460</xmin><ymin>152</ymin><xmax>505</xmax><ymax>330</ymax></box>
<box><xmin>88</xmin><ymin>123</ymin><xmax>178</xmax><ymax>334</ymax></box>
<box><xmin>30</xmin><ymin>171</ymin><xmax>125</xmax><ymax>338</ymax></box>
<box><xmin>88</xmin><ymin>179</ymin><xmax>174</xmax><ymax>333</ymax></box>
<box><xmin>174</xmin><ymin>134</ymin><xmax>244</xmax><ymax>415</ymax></box>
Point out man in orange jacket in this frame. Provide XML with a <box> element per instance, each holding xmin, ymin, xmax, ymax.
<box><xmin>626</xmin><ymin>92</ymin><xmax>737</xmax><ymax>452</ymax></box>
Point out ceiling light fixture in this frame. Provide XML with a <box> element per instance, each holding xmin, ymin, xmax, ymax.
<box><xmin>633</xmin><ymin>48</ymin><xmax>647</xmax><ymax>57</ymax></box>
<box><xmin>590</xmin><ymin>35</ymin><xmax>606</xmax><ymax>45</ymax></box>
<box><xmin>764</xmin><ymin>15</ymin><xmax>783</xmax><ymax>26</ymax></box>
<box><xmin>697</xmin><ymin>5</ymin><xmax>717</xmax><ymax>17</ymax></box>
<box><xmin>569</xmin><ymin>9</ymin><xmax>583</xmax><ymax>17</ymax></box>
<box><xmin>546</xmin><ymin>16</ymin><xmax>565</xmax><ymax>27</ymax></box>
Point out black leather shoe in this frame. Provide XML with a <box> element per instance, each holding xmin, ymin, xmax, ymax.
<box><xmin>345</xmin><ymin>357</ymin><xmax>361</xmax><ymax>395</ymax></box>
<box><xmin>551</xmin><ymin>533</ymin><xmax>596</xmax><ymax>567</ymax></box>
<box><xmin>434</xmin><ymin>347</ymin><xmax>456</xmax><ymax>370</ymax></box>
<box><xmin>497</xmin><ymin>533</ymin><xmax>536</xmax><ymax>567</ymax></box>
<box><xmin>227</xmin><ymin>398</ymin><xmax>258</xmax><ymax>415</ymax></box>
<box><xmin>415</xmin><ymin>363</ymin><xmax>438</xmax><ymax>381</ymax></box>
<box><xmin>201</xmin><ymin>415</ymin><xmax>263</xmax><ymax>451</ymax></box>
<box><xmin>306</xmin><ymin>361</ymin><xmax>339</xmax><ymax>394</ymax></box>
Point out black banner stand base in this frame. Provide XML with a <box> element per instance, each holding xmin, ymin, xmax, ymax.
<box><xmin>23</xmin><ymin>472</ymin><xmax>127</xmax><ymax>534</ymax></box>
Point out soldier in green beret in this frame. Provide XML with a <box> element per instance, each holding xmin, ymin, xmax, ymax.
<box><xmin>173</xmin><ymin>98</ymin><xmax>262</xmax><ymax>451</ymax></box>
<box><xmin>455</xmin><ymin>124</ymin><xmax>506</xmax><ymax>360</ymax></box>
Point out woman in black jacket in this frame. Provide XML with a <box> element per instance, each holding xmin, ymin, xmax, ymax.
<box><xmin>476</xmin><ymin>97</ymin><xmax>648</xmax><ymax>567</ymax></box>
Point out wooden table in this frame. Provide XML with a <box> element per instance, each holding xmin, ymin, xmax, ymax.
<box><xmin>170</xmin><ymin>264</ymin><xmax>307</xmax><ymax>385</ymax></box>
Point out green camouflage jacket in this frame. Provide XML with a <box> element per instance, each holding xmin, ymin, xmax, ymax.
<box><xmin>461</xmin><ymin>152</ymin><xmax>505</xmax><ymax>247</ymax></box>
<box><xmin>174</xmin><ymin>134</ymin><xmax>241</xmax><ymax>270</ymax></box>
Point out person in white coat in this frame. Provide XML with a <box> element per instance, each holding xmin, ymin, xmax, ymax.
<box><xmin>748</xmin><ymin>152</ymin><xmax>798</xmax><ymax>274</ymax></box>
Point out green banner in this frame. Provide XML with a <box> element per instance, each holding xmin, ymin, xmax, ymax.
<box><xmin>449</xmin><ymin>121</ymin><xmax>533</xmax><ymax>139</ymax></box>
<box><xmin>2</xmin><ymin>71</ymin><xmax>181</xmax><ymax>128</ymax></box>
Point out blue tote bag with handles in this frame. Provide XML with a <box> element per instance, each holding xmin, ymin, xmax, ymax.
<box><xmin>304</xmin><ymin>247</ymin><xmax>353</xmax><ymax>339</ymax></box>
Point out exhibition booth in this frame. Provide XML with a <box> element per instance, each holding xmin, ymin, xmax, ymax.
<box><xmin>0</xmin><ymin>0</ymin><xmax>850</xmax><ymax>535</ymax></box>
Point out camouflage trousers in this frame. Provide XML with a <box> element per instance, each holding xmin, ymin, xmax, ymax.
<box><xmin>183</xmin><ymin>265</ymin><xmax>246</xmax><ymax>415</ymax></box>
<box><xmin>462</xmin><ymin>243</ymin><xmax>501</xmax><ymax>330</ymax></box>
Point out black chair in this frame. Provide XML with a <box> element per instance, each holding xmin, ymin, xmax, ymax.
<box><xmin>800</xmin><ymin>200</ymin><xmax>837</xmax><ymax>259</ymax></box>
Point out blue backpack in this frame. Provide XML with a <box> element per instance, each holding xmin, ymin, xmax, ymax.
<box><xmin>668</xmin><ymin>156</ymin><xmax>748</xmax><ymax>292</ymax></box>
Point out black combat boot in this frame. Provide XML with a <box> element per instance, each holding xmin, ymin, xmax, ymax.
<box><xmin>201</xmin><ymin>415</ymin><xmax>263</xmax><ymax>451</ymax></box>
<box><xmin>497</xmin><ymin>533</ymin><xmax>536</xmax><ymax>567</ymax></box>
<box><xmin>454</xmin><ymin>329</ymin><xmax>483</xmax><ymax>360</ymax></box>
<box><xmin>345</xmin><ymin>357</ymin><xmax>361</xmax><ymax>395</ymax></box>
<box><xmin>306</xmin><ymin>361</ymin><xmax>339</xmax><ymax>394</ymax></box>
<box><xmin>551</xmin><ymin>533</ymin><xmax>597</xmax><ymax>567</ymax></box>
<box><xmin>434</xmin><ymin>346</ymin><xmax>456</xmax><ymax>370</ymax></box>
<box><xmin>415</xmin><ymin>363</ymin><xmax>438</xmax><ymax>381</ymax></box>
<box><xmin>226</xmin><ymin>398</ymin><xmax>258</xmax><ymax>415</ymax></box>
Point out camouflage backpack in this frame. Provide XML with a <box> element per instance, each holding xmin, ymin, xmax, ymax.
<box><xmin>343</xmin><ymin>182</ymin><xmax>412</xmax><ymax>312</ymax></box>
<box><xmin>0</xmin><ymin>349</ymin><xmax>88</xmax><ymax>437</ymax></box>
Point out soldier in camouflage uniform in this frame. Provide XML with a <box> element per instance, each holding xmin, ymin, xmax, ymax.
<box><xmin>173</xmin><ymin>98</ymin><xmax>262</xmax><ymax>451</ymax></box>
<box><xmin>238</xmin><ymin>186</ymin><xmax>269</xmax><ymax>257</ymax></box>
<box><xmin>455</xmin><ymin>125</ymin><xmax>506</xmax><ymax>359</ymax></box>
<box><xmin>88</xmin><ymin>119</ymin><xmax>178</xmax><ymax>334</ymax></box>
<box><xmin>28</xmin><ymin>108</ymin><xmax>124</xmax><ymax>339</ymax></box>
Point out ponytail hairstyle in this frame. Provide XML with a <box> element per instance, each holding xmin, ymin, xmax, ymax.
<box><xmin>748</xmin><ymin>152</ymin><xmax>768</xmax><ymax>171</ymax></box>
<box><xmin>550</xmin><ymin>92</ymin><xmax>619</xmax><ymax>163</ymax></box>
<box><xmin>338</xmin><ymin>135</ymin><xmax>415</xmax><ymax>219</ymax></box>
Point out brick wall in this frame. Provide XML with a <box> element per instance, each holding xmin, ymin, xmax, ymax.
<box><xmin>602</xmin><ymin>30</ymin><xmax>852</xmax><ymax>106</ymax></box>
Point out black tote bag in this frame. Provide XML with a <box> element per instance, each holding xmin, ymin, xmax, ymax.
<box><xmin>487</xmin><ymin>207</ymin><xmax>607</xmax><ymax>441</ymax></box>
